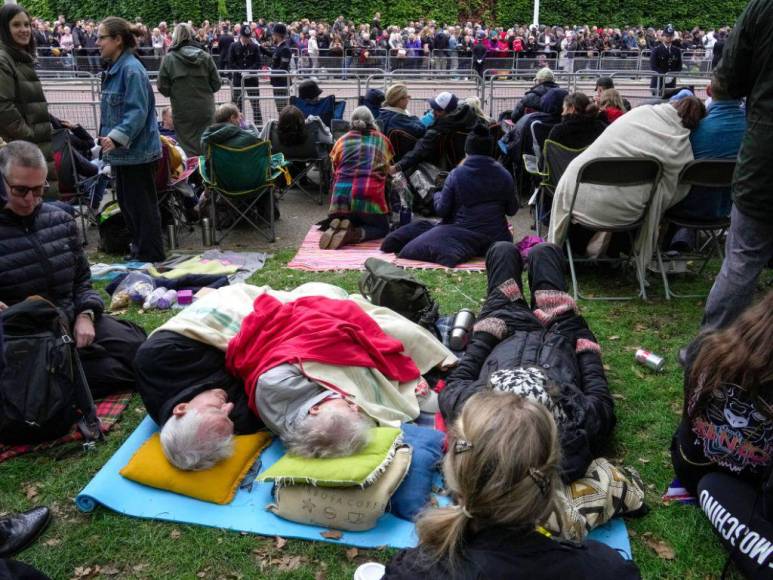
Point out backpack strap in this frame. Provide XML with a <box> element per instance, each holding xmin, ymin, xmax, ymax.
<box><xmin>70</xmin><ymin>344</ymin><xmax>103</xmax><ymax>447</ymax></box>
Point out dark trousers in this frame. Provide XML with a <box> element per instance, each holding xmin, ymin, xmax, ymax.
<box><xmin>78</xmin><ymin>315</ymin><xmax>146</xmax><ymax>398</ymax></box>
<box><xmin>114</xmin><ymin>162</ymin><xmax>165</xmax><ymax>262</ymax></box>
<box><xmin>233</xmin><ymin>78</ymin><xmax>262</xmax><ymax>126</ymax></box>
<box><xmin>381</xmin><ymin>220</ymin><xmax>495</xmax><ymax>268</ymax></box>
<box><xmin>697</xmin><ymin>472</ymin><xmax>773</xmax><ymax>579</ymax></box>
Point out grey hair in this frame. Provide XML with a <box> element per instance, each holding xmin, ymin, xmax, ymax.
<box><xmin>0</xmin><ymin>141</ymin><xmax>46</xmax><ymax>177</ymax></box>
<box><xmin>350</xmin><ymin>105</ymin><xmax>377</xmax><ymax>134</ymax></box>
<box><xmin>159</xmin><ymin>409</ymin><xmax>234</xmax><ymax>471</ymax></box>
<box><xmin>283</xmin><ymin>406</ymin><xmax>375</xmax><ymax>458</ymax></box>
<box><xmin>171</xmin><ymin>23</ymin><xmax>195</xmax><ymax>48</ymax></box>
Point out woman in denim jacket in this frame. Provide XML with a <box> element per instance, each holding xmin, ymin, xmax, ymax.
<box><xmin>97</xmin><ymin>17</ymin><xmax>164</xmax><ymax>262</ymax></box>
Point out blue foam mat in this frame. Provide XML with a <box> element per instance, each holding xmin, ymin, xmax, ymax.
<box><xmin>77</xmin><ymin>416</ymin><xmax>632</xmax><ymax>555</ymax></box>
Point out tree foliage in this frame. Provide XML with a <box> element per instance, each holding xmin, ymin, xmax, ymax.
<box><xmin>25</xmin><ymin>0</ymin><xmax>744</xmax><ymax>29</ymax></box>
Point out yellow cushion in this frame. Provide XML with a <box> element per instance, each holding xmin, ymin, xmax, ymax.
<box><xmin>119</xmin><ymin>431</ymin><xmax>273</xmax><ymax>504</ymax></box>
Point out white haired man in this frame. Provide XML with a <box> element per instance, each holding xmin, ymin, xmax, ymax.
<box><xmin>136</xmin><ymin>283</ymin><xmax>455</xmax><ymax>470</ymax></box>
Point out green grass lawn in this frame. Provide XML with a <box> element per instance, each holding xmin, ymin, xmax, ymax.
<box><xmin>1</xmin><ymin>249</ymin><xmax>769</xmax><ymax>579</ymax></box>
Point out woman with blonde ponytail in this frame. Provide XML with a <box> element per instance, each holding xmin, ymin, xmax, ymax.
<box><xmin>382</xmin><ymin>391</ymin><xmax>640</xmax><ymax>579</ymax></box>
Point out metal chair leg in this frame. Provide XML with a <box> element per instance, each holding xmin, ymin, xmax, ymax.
<box><xmin>655</xmin><ymin>245</ymin><xmax>673</xmax><ymax>300</ymax></box>
<box><xmin>565</xmin><ymin>237</ymin><xmax>580</xmax><ymax>301</ymax></box>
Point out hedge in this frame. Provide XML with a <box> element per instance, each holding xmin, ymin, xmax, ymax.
<box><xmin>24</xmin><ymin>0</ymin><xmax>745</xmax><ymax>30</ymax></box>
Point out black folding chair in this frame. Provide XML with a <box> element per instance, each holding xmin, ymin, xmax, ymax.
<box><xmin>655</xmin><ymin>159</ymin><xmax>736</xmax><ymax>300</ymax></box>
<box><xmin>564</xmin><ymin>157</ymin><xmax>663</xmax><ymax>301</ymax></box>
<box><xmin>533</xmin><ymin>140</ymin><xmax>587</xmax><ymax>237</ymax></box>
<box><xmin>387</xmin><ymin>129</ymin><xmax>418</xmax><ymax>163</ymax></box>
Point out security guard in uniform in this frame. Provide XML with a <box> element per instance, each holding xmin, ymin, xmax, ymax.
<box><xmin>649</xmin><ymin>24</ymin><xmax>682</xmax><ymax>95</ymax></box>
<box><xmin>267</xmin><ymin>23</ymin><xmax>293</xmax><ymax>115</ymax></box>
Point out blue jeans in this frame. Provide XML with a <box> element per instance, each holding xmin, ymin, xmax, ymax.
<box><xmin>702</xmin><ymin>206</ymin><xmax>773</xmax><ymax>330</ymax></box>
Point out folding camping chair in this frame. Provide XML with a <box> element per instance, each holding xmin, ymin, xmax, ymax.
<box><xmin>331</xmin><ymin>119</ymin><xmax>350</xmax><ymax>142</ymax></box>
<box><xmin>270</xmin><ymin>133</ymin><xmax>332</xmax><ymax>206</ymax></box>
<box><xmin>387</xmin><ymin>129</ymin><xmax>418</xmax><ymax>163</ymax></box>
<box><xmin>532</xmin><ymin>140</ymin><xmax>587</xmax><ymax>237</ymax></box>
<box><xmin>564</xmin><ymin>157</ymin><xmax>663</xmax><ymax>301</ymax></box>
<box><xmin>156</xmin><ymin>155</ymin><xmax>200</xmax><ymax>242</ymax></box>
<box><xmin>52</xmin><ymin>128</ymin><xmax>101</xmax><ymax>245</ymax></box>
<box><xmin>200</xmin><ymin>140</ymin><xmax>279</xmax><ymax>243</ymax></box>
<box><xmin>289</xmin><ymin>95</ymin><xmax>346</xmax><ymax>128</ymax></box>
<box><xmin>655</xmin><ymin>159</ymin><xmax>736</xmax><ymax>300</ymax></box>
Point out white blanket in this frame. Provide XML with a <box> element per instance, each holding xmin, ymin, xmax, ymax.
<box><xmin>547</xmin><ymin>104</ymin><xmax>694</xmax><ymax>274</ymax></box>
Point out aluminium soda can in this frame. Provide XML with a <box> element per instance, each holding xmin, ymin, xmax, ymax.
<box><xmin>635</xmin><ymin>349</ymin><xmax>665</xmax><ymax>372</ymax></box>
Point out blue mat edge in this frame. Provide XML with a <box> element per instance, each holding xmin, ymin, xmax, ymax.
<box><xmin>76</xmin><ymin>416</ymin><xmax>632</xmax><ymax>557</ymax></box>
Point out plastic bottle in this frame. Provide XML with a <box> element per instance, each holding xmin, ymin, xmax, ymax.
<box><xmin>157</xmin><ymin>289</ymin><xmax>178</xmax><ymax>310</ymax></box>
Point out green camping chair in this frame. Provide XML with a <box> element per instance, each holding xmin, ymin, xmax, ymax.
<box><xmin>200</xmin><ymin>140</ymin><xmax>286</xmax><ymax>243</ymax></box>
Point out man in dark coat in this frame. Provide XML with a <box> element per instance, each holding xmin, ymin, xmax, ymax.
<box><xmin>438</xmin><ymin>241</ymin><xmax>616</xmax><ymax>483</ymax></box>
<box><xmin>649</xmin><ymin>25</ymin><xmax>682</xmax><ymax>95</ymax></box>
<box><xmin>391</xmin><ymin>91</ymin><xmax>479</xmax><ymax>174</ymax></box>
<box><xmin>227</xmin><ymin>26</ymin><xmax>263</xmax><ymax>126</ymax></box>
<box><xmin>266</xmin><ymin>22</ymin><xmax>292</xmax><ymax>115</ymax></box>
<box><xmin>0</xmin><ymin>141</ymin><xmax>145</xmax><ymax>397</ymax></box>
<box><xmin>701</xmin><ymin>0</ymin><xmax>773</xmax><ymax>331</ymax></box>
<box><xmin>217</xmin><ymin>24</ymin><xmax>234</xmax><ymax>70</ymax></box>
<box><xmin>510</xmin><ymin>67</ymin><xmax>559</xmax><ymax>122</ymax></box>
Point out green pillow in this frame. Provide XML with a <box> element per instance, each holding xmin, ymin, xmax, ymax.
<box><xmin>258</xmin><ymin>427</ymin><xmax>402</xmax><ymax>488</ymax></box>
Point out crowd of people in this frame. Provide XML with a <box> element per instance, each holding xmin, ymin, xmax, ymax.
<box><xmin>0</xmin><ymin>0</ymin><xmax>771</xmax><ymax>578</ymax></box>
<box><xmin>30</xmin><ymin>13</ymin><xmax>729</xmax><ymax>73</ymax></box>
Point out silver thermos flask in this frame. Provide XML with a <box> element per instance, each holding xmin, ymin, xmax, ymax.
<box><xmin>201</xmin><ymin>217</ymin><xmax>213</xmax><ymax>247</ymax></box>
<box><xmin>167</xmin><ymin>224</ymin><xmax>178</xmax><ymax>250</ymax></box>
<box><xmin>449</xmin><ymin>309</ymin><xmax>476</xmax><ymax>351</ymax></box>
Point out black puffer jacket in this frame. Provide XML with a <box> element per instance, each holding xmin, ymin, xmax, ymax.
<box><xmin>0</xmin><ymin>204</ymin><xmax>103</xmax><ymax>322</ymax></box>
<box><xmin>395</xmin><ymin>104</ymin><xmax>479</xmax><ymax>173</ymax></box>
<box><xmin>0</xmin><ymin>42</ymin><xmax>58</xmax><ymax>195</ymax></box>
<box><xmin>511</xmin><ymin>80</ymin><xmax>559</xmax><ymax>122</ymax></box>
<box><xmin>439</xmin><ymin>312</ymin><xmax>615</xmax><ymax>483</ymax></box>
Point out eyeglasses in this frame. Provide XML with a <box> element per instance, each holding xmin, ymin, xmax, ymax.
<box><xmin>3</xmin><ymin>177</ymin><xmax>49</xmax><ymax>198</ymax></box>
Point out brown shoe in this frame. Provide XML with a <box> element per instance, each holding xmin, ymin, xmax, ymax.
<box><xmin>330</xmin><ymin>220</ymin><xmax>364</xmax><ymax>249</ymax></box>
<box><xmin>319</xmin><ymin>218</ymin><xmax>342</xmax><ymax>249</ymax></box>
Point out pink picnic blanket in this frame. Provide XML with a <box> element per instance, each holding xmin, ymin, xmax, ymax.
<box><xmin>287</xmin><ymin>226</ymin><xmax>489</xmax><ymax>272</ymax></box>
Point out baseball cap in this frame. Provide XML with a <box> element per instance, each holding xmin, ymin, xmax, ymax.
<box><xmin>428</xmin><ymin>91</ymin><xmax>458</xmax><ymax>112</ymax></box>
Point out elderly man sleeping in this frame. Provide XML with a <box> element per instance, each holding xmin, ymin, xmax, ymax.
<box><xmin>134</xmin><ymin>283</ymin><xmax>456</xmax><ymax>470</ymax></box>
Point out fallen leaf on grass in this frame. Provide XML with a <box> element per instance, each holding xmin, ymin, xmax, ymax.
<box><xmin>43</xmin><ymin>538</ymin><xmax>61</xmax><ymax>547</ymax></box>
<box><xmin>641</xmin><ymin>533</ymin><xmax>675</xmax><ymax>560</ymax></box>
<box><xmin>100</xmin><ymin>566</ymin><xmax>121</xmax><ymax>576</ymax></box>
<box><xmin>170</xmin><ymin>529</ymin><xmax>181</xmax><ymax>540</ymax></box>
<box><xmin>345</xmin><ymin>547</ymin><xmax>359</xmax><ymax>561</ymax></box>
<box><xmin>23</xmin><ymin>483</ymin><xmax>39</xmax><ymax>500</ymax></box>
<box><xmin>275</xmin><ymin>536</ymin><xmax>287</xmax><ymax>550</ymax></box>
<box><xmin>607</xmin><ymin>335</ymin><xmax>621</xmax><ymax>341</ymax></box>
<box><xmin>314</xmin><ymin>571</ymin><xmax>326</xmax><ymax>580</ymax></box>
<box><xmin>132</xmin><ymin>563</ymin><xmax>149</xmax><ymax>573</ymax></box>
<box><xmin>612</xmin><ymin>393</ymin><xmax>626</xmax><ymax>401</ymax></box>
<box><xmin>320</xmin><ymin>530</ymin><xmax>343</xmax><ymax>540</ymax></box>
<box><xmin>276</xmin><ymin>555</ymin><xmax>303</xmax><ymax>571</ymax></box>
<box><xmin>603</xmin><ymin>364</ymin><xmax>612</xmax><ymax>372</ymax></box>
<box><xmin>72</xmin><ymin>566</ymin><xmax>92</xmax><ymax>578</ymax></box>
<box><xmin>637</xmin><ymin>457</ymin><xmax>650</xmax><ymax>464</ymax></box>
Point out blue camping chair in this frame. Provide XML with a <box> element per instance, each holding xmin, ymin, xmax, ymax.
<box><xmin>290</xmin><ymin>95</ymin><xmax>346</xmax><ymax>128</ymax></box>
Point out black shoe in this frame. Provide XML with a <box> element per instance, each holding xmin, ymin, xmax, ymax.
<box><xmin>0</xmin><ymin>507</ymin><xmax>52</xmax><ymax>558</ymax></box>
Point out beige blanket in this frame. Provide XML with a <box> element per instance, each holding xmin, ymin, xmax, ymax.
<box><xmin>547</xmin><ymin>104</ymin><xmax>694</xmax><ymax>274</ymax></box>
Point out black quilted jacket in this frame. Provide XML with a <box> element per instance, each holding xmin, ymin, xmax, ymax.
<box><xmin>0</xmin><ymin>204</ymin><xmax>103</xmax><ymax>322</ymax></box>
<box><xmin>439</xmin><ymin>313</ymin><xmax>615</xmax><ymax>483</ymax></box>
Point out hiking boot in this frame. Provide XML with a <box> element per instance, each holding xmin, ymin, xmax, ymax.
<box><xmin>319</xmin><ymin>218</ymin><xmax>343</xmax><ymax>249</ymax></box>
<box><xmin>330</xmin><ymin>221</ymin><xmax>363</xmax><ymax>250</ymax></box>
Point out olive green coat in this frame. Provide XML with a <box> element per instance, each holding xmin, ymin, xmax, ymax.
<box><xmin>158</xmin><ymin>43</ymin><xmax>221</xmax><ymax>157</ymax></box>
<box><xmin>0</xmin><ymin>42</ymin><xmax>57</xmax><ymax>195</ymax></box>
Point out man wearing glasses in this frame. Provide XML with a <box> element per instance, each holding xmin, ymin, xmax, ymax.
<box><xmin>0</xmin><ymin>140</ymin><xmax>146</xmax><ymax>398</ymax></box>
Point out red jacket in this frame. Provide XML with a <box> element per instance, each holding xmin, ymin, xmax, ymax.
<box><xmin>226</xmin><ymin>294</ymin><xmax>420</xmax><ymax>415</ymax></box>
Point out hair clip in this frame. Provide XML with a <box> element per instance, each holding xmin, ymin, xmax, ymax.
<box><xmin>454</xmin><ymin>439</ymin><xmax>474</xmax><ymax>454</ymax></box>
<box><xmin>528</xmin><ymin>468</ymin><xmax>551</xmax><ymax>496</ymax></box>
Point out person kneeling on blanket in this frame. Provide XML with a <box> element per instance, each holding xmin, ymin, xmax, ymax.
<box><xmin>438</xmin><ymin>242</ymin><xmax>645</xmax><ymax>536</ymax></box>
<box><xmin>134</xmin><ymin>283</ymin><xmax>454</xmax><ymax>470</ymax></box>
<box><xmin>381</xmin><ymin>390</ymin><xmax>641</xmax><ymax>579</ymax></box>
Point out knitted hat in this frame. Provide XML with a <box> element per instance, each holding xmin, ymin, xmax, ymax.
<box><xmin>298</xmin><ymin>79</ymin><xmax>323</xmax><ymax>100</ymax></box>
<box><xmin>535</xmin><ymin>67</ymin><xmax>554</xmax><ymax>83</ymax></box>
<box><xmin>465</xmin><ymin>123</ymin><xmax>494</xmax><ymax>156</ymax></box>
<box><xmin>364</xmin><ymin>88</ymin><xmax>386</xmax><ymax>108</ymax></box>
<box><xmin>385</xmin><ymin>83</ymin><xmax>409</xmax><ymax>107</ymax></box>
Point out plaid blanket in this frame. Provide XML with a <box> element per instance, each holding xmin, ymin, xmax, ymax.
<box><xmin>0</xmin><ymin>391</ymin><xmax>133</xmax><ymax>464</ymax></box>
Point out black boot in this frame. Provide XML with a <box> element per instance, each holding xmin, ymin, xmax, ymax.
<box><xmin>0</xmin><ymin>507</ymin><xmax>51</xmax><ymax>558</ymax></box>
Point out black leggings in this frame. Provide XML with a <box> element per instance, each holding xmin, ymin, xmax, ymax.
<box><xmin>698</xmin><ymin>472</ymin><xmax>773</xmax><ymax>579</ymax></box>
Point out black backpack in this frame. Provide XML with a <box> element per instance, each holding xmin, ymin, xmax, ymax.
<box><xmin>359</xmin><ymin>258</ymin><xmax>439</xmax><ymax>329</ymax></box>
<box><xmin>98</xmin><ymin>201</ymin><xmax>132</xmax><ymax>256</ymax></box>
<box><xmin>0</xmin><ymin>298</ymin><xmax>102</xmax><ymax>445</ymax></box>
